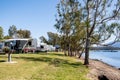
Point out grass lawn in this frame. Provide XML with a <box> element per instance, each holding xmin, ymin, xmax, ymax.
<box><xmin>0</xmin><ymin>52</ymin><xmax>89</xmax><ymax>80</ymax></box>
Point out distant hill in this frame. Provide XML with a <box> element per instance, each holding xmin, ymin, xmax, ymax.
<box><xmin>111</xmin><ymin>42</ymin><xmax>120</xmax><ymax>48</ymax></box>
<box><xmin>91</xmin><ymin>41</ymin><xmax>120</xmax><ymax>50</ymax></box>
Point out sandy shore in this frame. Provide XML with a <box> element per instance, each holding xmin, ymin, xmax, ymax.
<box><xmin>77</xmin><ymin>57</ymin><xmax>120</xmax><ymax>80</ymax></box>
<box><xmin>85</xmin><ymin>59</ymin><xmax>120</xmax><ymax>80</ymax></box>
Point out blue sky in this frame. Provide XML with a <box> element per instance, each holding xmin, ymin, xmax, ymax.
<box><xmin>0</xmin><ymin>0</ymin><xmax>119</xmax><ymax>43</ymax></box>
<box><xmin>0</xmin><ymin>0</ymin><xmax>59</xmax><ymax>39</ymax></box>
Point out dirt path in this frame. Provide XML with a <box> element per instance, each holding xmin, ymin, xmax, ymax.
<box><xmin>86</xmin><ymin>59</ymin><xmax>120</xmax><ymax>80</ymax></box>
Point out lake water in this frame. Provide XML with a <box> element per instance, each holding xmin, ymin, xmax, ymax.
<box><xmin>89</xmin><ymin>50</ymin><xmax>120</xmax><ymax>68</ymax></box>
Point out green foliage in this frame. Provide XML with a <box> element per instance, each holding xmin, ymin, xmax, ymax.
<box><xmin>80</xmin><ymin>0</ymin><xmax>120</xmax><ymax>64</ymax></box>
<box><xmin>47</xmin><ymin>32</ymin><xmax>60</xmax><ymax>45</ymax></box>
<box><xmin>55</xmin><ymin>0</ymin><xmax>120</xmax><ymax>64</ymax></box>
<box><xmin>39</xmin><ymin>36</ymin><xmax>48</xmax><ymax>43</ymax></box>
<box><xmin>109</xmin><ymin>23</ymin><xmax>120</xmax><ymax>41</ymax></box>
<box><xmin>81</xmin><ymin>0</ymin><xmax>120</xmax><ymax>41</ymax></box>
<box><xmin>2</xmin><ymin>46</ymin><xmax>10</xmax><ymax>53</ymax></box>
<box><xmin>55</xmin><ymin>0</ymin><xmax>85</xmax><ymax>56</ymax></box>
<box><xmin>8</xmin><ymin>25</ymin><xmax>31</xmax><ymax>38</ymax></box>
<box><xmin>0</xmin><ymin>26</ymin><xmax>4</xmax><ymax>40</ymax></box>
<box><xmin>40</xmin><ymin>32</ymin><xmax>60</xmax><ymax>46</ymax></box>
<box><xmin>4</xmin><ymin>35</ymin><xmax>11</xmax><ymax>39</ymax></box>
<box><xmin>17</xmin><ymin>29</ymin><xmax>31</xmax><ymax>38</ymax></box>
<box><xmin>8</xmin><ymin>25</ymin><xmax>17</xmax><ymax>37</ymax></box>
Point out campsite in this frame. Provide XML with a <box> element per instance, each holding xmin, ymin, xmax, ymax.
<box><xmin>0</xmin><ymin>0</ymin><xmax>120</xmax><ymax>80</ymax></box>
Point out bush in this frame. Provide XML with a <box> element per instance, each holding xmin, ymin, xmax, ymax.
<box><xmin>2</xmin><ymin>46</ymin><xmax>10</xmax><ymax>53</ymax></box>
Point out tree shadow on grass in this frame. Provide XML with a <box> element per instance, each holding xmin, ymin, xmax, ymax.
<box><xmin>0</xmin><ymin>60</ymin><xmax>6</xmax><ymax>62</ymax></box>
<box><xmin>14</xmin><ymin>56</ymin><xmax>83</xmax><ymax>68</ymax></box>
<box><xmin>0</xmin><ymin>55</ymin><xmax>7</xmax><ymax>63</ymax></box>
<box><xmin>48</xmin><ymin>53</ymin><xmax>65</xmax><ymax>57</ymax></box>
<box><xmin>36</xmin><ymin>52</ymin><xmax>65</xmax><ymax>57</ymax></box>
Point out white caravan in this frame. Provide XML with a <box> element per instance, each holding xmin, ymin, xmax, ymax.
<box><xmin>36</xmin><ymin>43</ymin><xmax>55</xmax><ymax>52</ymax></box>
<box><xmin>3</xmin><ymin>38</ymin><xmax>37</xmax><ymax>53</ymax></box>
<box><xmin>36</xmin><ymin>43</ymin><xmax>48</xmax><ymax>52</ymax></box>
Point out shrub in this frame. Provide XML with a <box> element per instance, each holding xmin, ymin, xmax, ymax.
<box><xmin>2</xmin><ymin>46</ymin><xmax>10</xmax><ymax>53</ymax></box>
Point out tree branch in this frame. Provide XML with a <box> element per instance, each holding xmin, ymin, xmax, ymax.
<box><xmin>89</xmin><ymin>0</ymin><xmax>99</xmax><ymax>37</ymax></box>
<box><xmin>100</xmin><ymin>7</ymin><xmax>120</xmax><ymax>23</ymax></box>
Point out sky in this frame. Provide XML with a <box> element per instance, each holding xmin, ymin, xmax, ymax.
<box><xmin>0</xmin><ymin>0</ymin><xmax>59</xmax><ymax>39</ymax></box>
<box><xmin>0</xmin><ymin>0</ymin><xmax>119</xmax><ymax>43</ymax></box>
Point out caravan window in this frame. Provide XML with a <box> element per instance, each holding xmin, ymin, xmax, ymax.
<box><xmin>5</xmin><ymin>42</ymin><xmax>10</xmax><ymax>47</ymax></box>
<box><xmin>15</xmin><ymin>40</ymin><xmax>27</xmax><ymax>49</ymax></box>
<box><xmin>40</xmin><ymin>45</ymin><xmax>44</xmax><ymax>49</ymax></box>
<box><xmin>28</xmin><ymin>41</ymin><xmax>31</xmax><ymax>46</ymax></box>
<box><xmin>4</xmin><ymin>41</ymin><xmax>16</xmax><ymax>47</ymax></box>
<box><xmin>0</xmin><ymin>43</ymin><xmax>3</xmax><ymax>49</ymax></box>
<box><xmin>25</xmin><ymin>41</ymin><xmax>32</xmax><ymax>47</ymax></box>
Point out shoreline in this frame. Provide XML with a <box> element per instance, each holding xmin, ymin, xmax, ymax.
<box><xmin>91</xmin><ymin>59</ymin><xmax>120</xmax><ymax>69</ymax></box>
<box><xmin>77</xmin><ymin>57</ymin><xmax>120</xmax><ymax>80</ymax></box>
<box><xmin>86</xmin><ymin>59</ymin><xmax>120</xmax><ymax>80</ymax></box>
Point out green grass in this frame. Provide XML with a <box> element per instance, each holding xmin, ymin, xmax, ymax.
<box><xmin>0</xmin><ymin>52</ymin><xmax>89</xmax><ymax>80</ymax></box>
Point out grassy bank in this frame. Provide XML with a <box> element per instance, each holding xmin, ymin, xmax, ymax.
<box><xmin>0</xmin><ymin>52</ymin><xmax>88</xmax><ymax>80</ymax></box>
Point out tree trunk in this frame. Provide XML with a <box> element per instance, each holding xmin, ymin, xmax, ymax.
<box><xmin>64</xmin><ymin>40</ymin><xmax>67</xmax><ymax>56</ymax></box>
<box><xmin>70</xmin><ymin>50</ymin><xmax>73</xmax><ymax>56</ymax></box>
<box><xmin>64</xmin><ymin>50</ymin><xmax>67</xmax><ymax>56</ymax></box>
<box><xmin>78</xmin><ymin>48</ymin><xmax>84</xmax><ymax>58</ymax></box>
<box><xmin>84</xmin><ymin>37</ymin><xmax>90</xmax><ymax>65</ymax></box>
<box><xmin>68</xmin><ymin>43</ymin><xmax>71</xmax><ymax>56</ymax></box>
